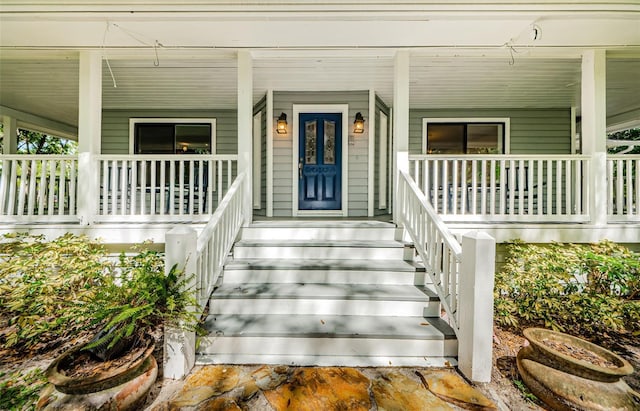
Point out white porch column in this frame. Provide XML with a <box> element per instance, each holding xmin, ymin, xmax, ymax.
<box><xmin>581</xmin><ymin>50</ymin><xmax>607</xmax><ymax>226</ymax></box>
<box><xmin>2</xmin><ymin>116</ymin><xmax>18</xmax><ymax>154</ymax></box>
<box><xmin>237</xmin><ymin>51</ymin><xmax>253</xmax><ymax>226</ymax></box>
<box><xmin>77</xmin><ymin>51</ymin><xmax>102</xmax><ymax>225</ymax></box>
<box><xmin>458</xmin><ymin>231</ymin><xmax>496</xmax><ymax>383</ymax></box>
<box><xmin>393</xmin><ymin>50</ymin><xmax>410</xmax><ymax>226</ymax></box>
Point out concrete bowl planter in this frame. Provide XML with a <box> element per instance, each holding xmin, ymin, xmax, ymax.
<box><xmin>517</xmin><ymin>328</ymin><xmax>640</xmax><ymax>411</ymax></box>
<box><xmin>38</xmin><ymin>335</ymin><xmax>157</xmax><ymax>410</ymax></box>
<box><xmin>522</xmin><ymin>327</ymin><xmax>633</xmax><ymax>383</ymax></box>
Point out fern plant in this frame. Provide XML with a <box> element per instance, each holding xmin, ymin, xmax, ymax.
<box><xmin>82</xmin><ymin>248</ymin><xmax>200</xmax><ymax>358</ymax></box>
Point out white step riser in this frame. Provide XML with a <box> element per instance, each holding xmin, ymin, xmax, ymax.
<box><xmin>198</xmin><ymin>336</ymin><xmax>458</xmax><ymax>357</ymax></box>
<box><xmin>241</xmin><ymin>227</ymin><xmax>397</xmax><ymax>242</ymax></box>
<box><xmin>234</xmin><ymin>246</ymin><xmax>406</xmax><ymax>260</ymax></box>
<box><xmin>196</xmin><ymin>354</ymin><xmax>457</xmax><ymax>368</ymax></box>
<box><xmin>222</xmin><ymin>269</ymin><xmax>424</xmax><ymax>285</ymax></box>
<box><xmin>209</xmin><ymin>299</ymin><xmax>439</xmax><ymax>317</ymax></box>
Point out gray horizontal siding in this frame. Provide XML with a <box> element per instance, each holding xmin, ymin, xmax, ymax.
<box><xmin>409</xmin><ymin>108</ymin><xmax>571</xmax><ymax>155</ymax></box>
<box><xmin>272</xmin><ymin>91</ymin><xmax>370</xmax><ymax>217</ymax></box>
<box><xmin>101</xmin><ymin>109</ymin><xmax>238</xmax><ymax>155</ymax></box>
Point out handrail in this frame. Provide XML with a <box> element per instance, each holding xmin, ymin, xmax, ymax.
<box><xmin>193</xmin><ymin>172</ymin><xmax>246</xmax><ymax>308</ymax></box>
<box><xmin>398</xmin><ymin>169</ymin><xmax>462</xmax><ymax>333</ymax></box>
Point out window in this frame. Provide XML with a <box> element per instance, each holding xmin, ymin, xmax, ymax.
<box><xmin>423</xmin><ymin>118</ymin><xmax>509</xmax><ymax>154</ymax></box>
<box><xmin>129</xmin><ymin>119</ymin><xmax>215</xmax><ymax>155</ymax></box>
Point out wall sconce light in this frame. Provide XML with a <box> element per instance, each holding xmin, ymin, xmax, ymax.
<box><xmin>276</xmin><ymin>112</ymin><xmax>288</xmax><ymax>134</ymax></box>
<box><xmin>353</xmin><ymin>112</ymin><xmax>365</xmax><ymax>134</ymax></box>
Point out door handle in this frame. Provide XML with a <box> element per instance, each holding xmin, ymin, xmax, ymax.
<box><xmin>298</xmin><ymin>158</ymin><xmax>304</xmax><ymax>179</ymax></box>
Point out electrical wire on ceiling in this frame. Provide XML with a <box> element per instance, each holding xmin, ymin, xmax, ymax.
<box><xmin>102</xmin><ymin>21</ymin><xmax>117</xmax><ymax>88</ymax></box>
<box><xmin>101</xmin><ymin>21</ymin><xmax>167</xmax><ymax>87</ymax></box>
<box><xmin>502</xmin><ymin>20</ymin><xmax>542</xmax><ymax>66</ymax></box>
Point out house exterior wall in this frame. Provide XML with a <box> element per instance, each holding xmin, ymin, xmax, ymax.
<box><xmin>101</xmin><ymin>109</ymin><xmax>238</xmax><ymax>155</ymax></box>
<box><xmin>272</xmin><ymin>91</ymin><xmax>370</xmax><ymax>217</ymax></box>
<box><xmin>409</xmin><ymin>108</ymin><xmax>572</xmax><ymax>154</ymax></box>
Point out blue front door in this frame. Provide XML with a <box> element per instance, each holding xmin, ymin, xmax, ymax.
<box><xmin>298</xmin><ymin>113</ymin><xmax>342</xmax><ymax>210</ymax></box>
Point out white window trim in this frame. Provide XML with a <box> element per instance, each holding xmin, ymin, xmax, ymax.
<box><xmin>128</xmin><ymin>118</ymin><xmax>216</xmax><ymax>155</ymax></box>
<box><xmin>422</xmin><ymin>117</ymin><xmax>510</xmax><ymax>154</ymax></box>
<box><xmin>292</xmin><ymin>104</ymin><xmax>349</xmax><ymax>217</ymax></box>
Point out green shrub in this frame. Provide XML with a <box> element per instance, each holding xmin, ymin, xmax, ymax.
<box><xmin>0</xmin><ymin>233</ymin><xmax>109</xmax><ymax>350</ymax></box>
<box><xmin>495</xmin><ymin>240</ymin><xmax>640</xmax><ymax>338</ymax></box>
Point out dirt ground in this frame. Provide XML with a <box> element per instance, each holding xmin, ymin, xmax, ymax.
<box><xmin>2</xmin><ymin>325</ymin><xmax>638</xmax><ymax>410</ymax></box>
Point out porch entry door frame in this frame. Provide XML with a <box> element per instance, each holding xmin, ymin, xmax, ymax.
<box><xmin>292</xmin><ymin>104</ymin><xmax>349</xmax><ymax>217</ymax></box>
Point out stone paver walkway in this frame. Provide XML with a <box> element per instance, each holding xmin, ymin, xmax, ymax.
<box><xmin>150</xmin><ymin>365</ymin><xmax>496</xmax><ymax>410</ymax></box>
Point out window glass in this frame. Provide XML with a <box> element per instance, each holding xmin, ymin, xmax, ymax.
<box><xmin>426</xmin><ymin>122</ymin><xmax>504</xmax><ymax>154</ymax></box>
<box><xmin>134</xmin><ymin>122</ymin><xmax>212</xmax><ymax>154</ymax></box>
<box><xmin>427</xmin><ymin>124</ymin><xmax>464</xmax><ymax>154</ymax></box>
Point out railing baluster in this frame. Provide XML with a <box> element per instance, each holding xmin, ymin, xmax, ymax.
<box><xmin>555</xmin><ymin>160</ymin><xmax>562</xmax><ymax>215</ymax></box>
<box><xmin>37</xmin><ymin>160</ymin><xmax>47</xmax><ymax>215</ymax></box>
<box><xmin>69</xmin><ymin>160</ymin><xmax>77</xmax><ymax>215</ymax></box>
<box><xmin>565</xmin><ymin>159</ymin><xmax>571</xmax><ymax>215</ymax></box>
<box><xmin>489</xmin><ymin>160</ymin><xmax>495</xmax><ymax>215</ymax></box>
<box><xmin>0</xmin><ymin>160</ymin><xmax>8</xmax><ymax>214</ymax></box>
<box><xmin>150</xmin><ymin>160</ymin><xmax>156</xmax><ymax>215</ymax></box>
<box><xmin>626</xmin><ymin>159</ymin><xmax>633</xmax><ymax>215</ymax></box>
<box><xmin>636</xmin><ymin>159</ymin><xmax>640</xmax><ymax>216</ymax></box>
<box><xmin>27</xmin><ymin>160</ymin><xmax>37</xmax><ymax>215</ymax></box>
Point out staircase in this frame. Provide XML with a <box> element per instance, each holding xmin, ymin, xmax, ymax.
<box><xmin>196</xmin><ymin>220</ymin><xmax>458</xmax><ymax>367</ymax></box>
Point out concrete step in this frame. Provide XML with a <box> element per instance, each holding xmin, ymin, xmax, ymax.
<box><xmin>222</xmin><ymin>258</ymin><xmax>426</xmax><ymax>285</ymax></box>
<box><xmin>241</xmin><ymin>220</ymin><xmax>398</xmax><ymax>241</ymax></box>
<box><xmin>197</xmin><ymin>314</ymin><xmax>458</xmax><ymax>363</ymax></box>
<box><xmin>233</xmin><ymin>240</ymin><xmax>410</xmax><ymax>260</ymax></box>
<box><xmin>209</xmin><ymin>283</ymin><xmax>440</xmax><ymax>317</ymax></box>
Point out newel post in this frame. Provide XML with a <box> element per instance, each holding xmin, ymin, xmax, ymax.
<box><xmin>164</xmin><ymin>227</ymin><xmax>198</xmax><ymax>380</ymax></box>
<box><xmin>458</xmin><ymin>231</ymin><xmax>496</xmax><ymax>383</ymax></box>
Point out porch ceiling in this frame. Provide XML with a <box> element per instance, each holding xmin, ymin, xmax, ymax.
<box><xmin>0</xmin><ymin>53</ymin><xmax>638</xmax><ymax>133</ymax></box>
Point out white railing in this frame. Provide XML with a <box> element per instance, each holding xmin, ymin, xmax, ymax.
<box><xmin>398</xmin><ymin>162</ymin><xmax>496</xmax><ymax>382</ymax></box>
<box><xmin>163</xmin><ymin>173</ymin><xmax>248</xmax><ymax>379</ymax></box>
<box><xmin>95</xmin><ymin>154</ymin><xmax>238</xmax><ymax>222</ymax></box>
<box><xmin>398</xmin><ymin>168</ymin><xmax>463</xmax><ymax>331</ymax></box>
<box><xmin>0</xmin><ymin>155</ymin><xmax>78</xmax><ymax>222</ymax></box>
<box><xmin>608</xmin><ymin>155</ymin><xmax>640</xmax><ymax>222</ymax></box>
<box><xmin>409</xmin><ymin>154</ymin><xmax>590</xmax><ymax>222</ymax></box>
<box><xmin>193</xmin><ymin>172</ymin><xmax>247</xmax><ymax>308</ymax></box>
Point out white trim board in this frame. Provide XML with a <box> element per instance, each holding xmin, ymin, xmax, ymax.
<box><xmin>253</xmin><ymin>111</ymin><xmax>262</xmax><ymax>209</ymax></box>
<box><xmin>292</xmin><ymin>104</ymin><xmax>349</xmax><ymax>217</ymax></box>
<box><xmin>266</xmin><ymin>90</ymin><xmax>274</xmax><ymax>217</ymax></box>
<box><xmin>128</xmin><ymin>118</ymin><xmax>216</xmax><ymax>155</ymax></box>
<box><xmin>367</xmin><ymin>89</ymin><xmax>375</xmax><ymax>217</ymax></box>
<box><xmin>421</xmin><ymin>117</ymin><xmax>511</xmax><ymax>154</ymax></box>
